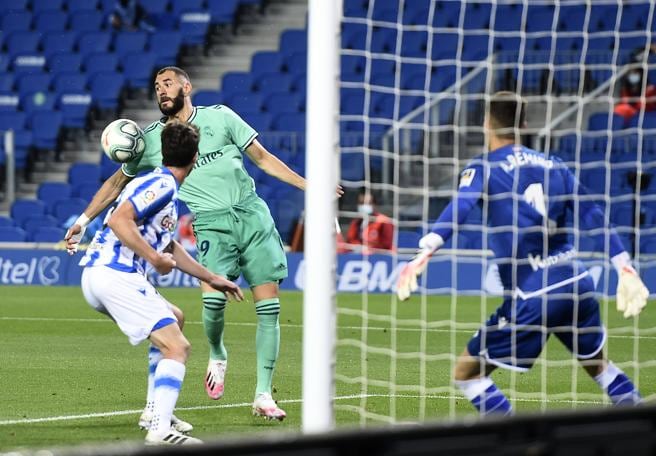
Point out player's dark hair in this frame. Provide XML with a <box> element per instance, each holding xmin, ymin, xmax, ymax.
<box><xmin>161</xmin><ymin>120</ymin><xmax>199</xmax><ymax>167</ymax></box>
<box><xmin>488</xmin><ymin>91</ymin><xmax>526</xmax><ymax>140</ymax></box>
<box><xmin>157</xmin><ymin>66</ymin><xmax>191</xmax><ymax>83</ymax></box>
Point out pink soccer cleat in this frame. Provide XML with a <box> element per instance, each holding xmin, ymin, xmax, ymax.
<box><xmin>205</xmin><ymin>359</ymin><xmax>227</xmax><ymax>400</ymax></box>
<box><xmin>252</xmin><ymin>393</ymin><xmax>286</xmax><ymax>421</ymax></box>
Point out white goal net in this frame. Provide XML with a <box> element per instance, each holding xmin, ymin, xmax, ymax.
<box><xmin>328</xmin><ymin>0</ymin><xmax>656</xmax><ymax>425</ymax></box>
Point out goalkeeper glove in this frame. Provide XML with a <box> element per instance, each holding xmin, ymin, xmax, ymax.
<box><xmin>616</xmin><ymin>265</ymin><xmax>649</xmax><ymax>318</ymax></box>
<box><xmin>396</xmin><ymin>233</ymin><xmax>443</xmax><ymax>301</ymax></box>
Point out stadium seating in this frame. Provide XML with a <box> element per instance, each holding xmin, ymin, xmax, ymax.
<box><xmin>0</xmin><ymin>226</ymin><xmax>28</xmax><ymax>242</ymax></box>
<box><xmin>31</xmin><ymin>226</ymin><xmax>66</xmax><ymax>242</ymax></box>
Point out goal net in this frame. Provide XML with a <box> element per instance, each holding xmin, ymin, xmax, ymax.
<box><xmin>329</xmin><ymin>0</ymin><xmax>656</xmax><ymax>425</ymax></box>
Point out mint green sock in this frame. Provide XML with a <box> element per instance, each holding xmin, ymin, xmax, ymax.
<box><xmin>202</xmin><ymin>292</ymin><xmax>227</xmax><ymax>361</ymax></box>
<box><xmin>255</xmin><ymin>298</ymin><xmax>280</xmax><ymax>395</ymax></box>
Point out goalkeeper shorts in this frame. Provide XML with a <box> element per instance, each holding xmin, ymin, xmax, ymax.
<box><xmin>192</xmin><ymin>194</ymin><xmax>288</xmax><ymax>287</ymax></box>
<box><xmin>468</xmin><ymin>274</ymin><xmax>606</xmax><ymax>371</ymax></box>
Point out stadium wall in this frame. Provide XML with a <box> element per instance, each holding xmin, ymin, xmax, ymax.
<box><xmin>1</xmin><ymin>247</ymin><xmax>655</xmax><ymax>295</ymax></box>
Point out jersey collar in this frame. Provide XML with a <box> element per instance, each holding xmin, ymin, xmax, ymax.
<box><xmin>156</xmin><ymin>166</ymin><xmax>180</xmax><ymax>190</ymax></box>
<box><xmin>158</xmin><ymin>106</ymin><xmax>198</xmax><ymax>125</ymax></box>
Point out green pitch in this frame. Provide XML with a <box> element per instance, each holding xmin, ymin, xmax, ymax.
<box><xmin>1</xmin><ymin>286</ymin><xmax>654</xmax><ymax>451</ymax></box>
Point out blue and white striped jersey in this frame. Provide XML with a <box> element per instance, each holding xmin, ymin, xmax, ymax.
<box><xmin>80</xmin><ymin>167</ymin><xmax>179</xmax><ymax>274</ymax></box>
<box><xmin>431</xmin><ymin>144</ymin><xmax>626</xmax><ymax>295</ymax></box>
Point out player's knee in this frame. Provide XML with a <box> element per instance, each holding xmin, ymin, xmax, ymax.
<box><xmin>171</xmin><ymin>307</ymin><xmax>185</xmax><ymax>329</ymax></box>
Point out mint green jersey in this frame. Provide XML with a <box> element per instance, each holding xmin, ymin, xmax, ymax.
<box><xmin>121</xmin><ymin>105</ymin><xmax>259</xmax><ymax>212</ymax></box>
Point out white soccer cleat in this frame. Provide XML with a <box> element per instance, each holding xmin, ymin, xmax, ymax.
<box><xmin>205</xmin><ymin>359</ymin><xmax>227</xmax><ymax>400</ymax></box>
<box><xmin>252</xmin><ymin>393</ymin><xmax>286</xmax><ymax>421</ymax></box>
<box><xmin>138</xmin><ymin>412</ymin><xmax>193</xmax><ymax>434</ymax></box>
<box><xmin>145</xmin><ymin>429</ymin><xmax>202</xmax><ymax>446</ymax></box>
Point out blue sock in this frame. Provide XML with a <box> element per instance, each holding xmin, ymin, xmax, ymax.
<box><xmin>456</xmin><ymin>378</ymin><xmax>512</xmax><ymax>416</ymax></box>
<box><xmin>595</xmin><ymin>362</ymin><xmax>641</xmax><ymax>406</ymax></box>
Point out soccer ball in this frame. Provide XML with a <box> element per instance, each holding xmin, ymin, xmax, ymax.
<box><xmin>101</xmin><ymin>119</ymin><xmax>146</xmax><ymax>163</ymax></box>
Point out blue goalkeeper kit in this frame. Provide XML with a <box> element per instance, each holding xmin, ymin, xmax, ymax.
<box><xmin>430</xmin><ymin>144</ymin><xmax>627</xmax><ymax>370</ymax></box>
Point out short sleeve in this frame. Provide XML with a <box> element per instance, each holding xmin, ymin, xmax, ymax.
<box><xmin>220</xmin><ymin>105</ymin><xmax>258</xmax><ymax>150</ymax></box>
<box><xmin>127</xmin><ymin>175</ymin><xmax>175</xmax><ymax>219</ymax></box>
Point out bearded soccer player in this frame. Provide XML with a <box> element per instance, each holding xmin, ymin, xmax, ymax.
<box><xmin>397</xmin><ymin>91</ymin><xmax>649</xmax><ymax>415</ymax></box>
<box><xmin>66</xmin><ymin>66</ymin><xmax>309</xmax><ymax>421</ymax></box>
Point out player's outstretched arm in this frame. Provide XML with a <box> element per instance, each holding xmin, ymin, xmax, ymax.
<box><xmin>64</xmin><ymin>169</ymin><xmax>133</xmax><ymax>254</ymax></box>
<box><xmin>245</xmin><ymin>140</ymin><xmax>306</xmax><ymax>190</ymax></box>
<box><xmin>396</xmin><ymin>233</ymin><xmax>444</xmax><ymax>301</ymax></box>
<box><xmin>167</xmin><ymin>240</ymin><xmax>244</xmax><ymax>301</ymax></box>
<box><xmin>107</xmin><ymin>200</ymin><xmax>176</xmax><ymax>275</ymax></box>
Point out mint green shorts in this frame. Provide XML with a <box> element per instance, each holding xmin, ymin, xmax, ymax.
<box><xmin>192</xmin><ymin>194</ymin><xmax>288</xmax><ymax>287</ymax></box>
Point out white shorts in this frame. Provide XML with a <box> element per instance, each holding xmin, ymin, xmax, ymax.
<box><xmin>81</xmin><ymin>266</ymin><xmax>177</xmax><ymax>346</ymax></box>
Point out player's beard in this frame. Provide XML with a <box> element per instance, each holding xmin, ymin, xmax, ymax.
<box><xmin>158</xmin><ymin>88</ymin><xmax>185</xmax><ymax>116</ymax></box>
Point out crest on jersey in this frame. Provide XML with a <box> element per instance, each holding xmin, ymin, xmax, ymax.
<box><xmin>459</xmin><ymin>168</ymin><xmax>476</xmax><ymax>188</ymax></box>
<box><xmin>203</xmin><ymin>126</ymin><xmax>214</xmax><ymax>137</ymax></box>
<box><xmin>143</xmin><ymin>190</ymin><xmax>156</xmax><ymax>203</ymax></box>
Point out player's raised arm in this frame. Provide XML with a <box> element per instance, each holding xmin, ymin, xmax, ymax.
<box><xmin>245</xmin><ymin>139</ymin><xmax>306</xmax><ymax>191</ymax></box>
<box><xmin>397</xmin><ymin>164</ymin><xmax>484</xmax><ymax>301</ymax></box>
<box><xmin>64</xmin><ymin>168</ymin><xmax>133</xmax><ymax>254</ymax></box>
<box><xmin>563</xmin><ymin>166</ymin><xmax>649</xmax><ymax>317</ymax></box>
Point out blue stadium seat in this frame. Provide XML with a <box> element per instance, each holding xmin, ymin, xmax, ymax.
<box><xmin>251</xmin><ymin>51</ymin><xmax>285</xmax><ymax>76</ymax></box>
<box><xmin>341</xmin><ymin>55</ymin><xmax>365</xmax><ymax>82</ymax></box>
<box><xmin>0</xmin><ymin>111</ymin><xmax>27</xmax><ymax>131</ymax></box>
<box><xmin>265</xmin><ymin>93</ymin><xmax>304</xmax><ymax>115</ymax></box>
<box><xmin>171</xmin><ymin>0</ymin><xmax>204</xmax><ymax>15</ymax></box>
<box><xmin>640</xmin><ymin>236</ymin><xmax>656</xmax><ymax>255</ymax></box>
<box><xmin>589</xmin><ymin>4</ymin><xmax>618</xmax><ymax>32</ymax></box>
<box><xmin>462</xmin><ymin>2</ymin><xmax>490</xmax><ymax>29</ymax></box>
<box><xmin>0</xmin><ymin>0</ymin><xmax>28</xmax><ymax>13</ymax></box>
<box><xmin>6</xmin><ymin>32</ymin><xmax>42</xmax><ymax>58</ymax></box>
<box><xmin>462</xmin><ymin>35</ymin><xmax>489</xmax><ymax>61</ymax></box>
<box><xmin>431</xmin><ymin>33</ymin><xmax>459</xmax><ymax>60</ymax></box>
<box><xmin>557</xmin><ymin>4</ymin><xmax>586</xmax><ymax>32</ymax></box>
<box><xmin>148</xmin><ymin>31</ymin><xmax>182</xmax><ymax>66</ymax></box>
<box><xmin>192</xmin><ymin>90</ymin><xmax>222</xmax><ymax>106</ymax></box>
<box><xmin>21</xmin><ymin>91</ymin><xmax>57</xmax><ymax>115</ymax></box>
<box><xmin>588</xmin><ymin>112</ymin><xmax>625</xmax><ymax>131</ymax></box>
<box><xmin>627</xmin><ymin>112</ymin><xmax>656</xmax><ymax>130</ymax></box>
<box><xmin>52</xmin><ymin>198</ymin><xmax>89</xmax><ymax>224</ymax></box>
<box><xmin>207</xmin><ymin>0</ymin><xmax>239</xmax><ymax>24</ymax></box>
<box><xmin>70</xmin><ymin>10</ymin><xmax>104</xmax><ymax>33</ymax></box>
<box><xmin>66</xmin><ymin>0</ymin><xmax>100</xmax><ymax>11</ymax></box>
<box><xmin>0</xmin><ymin>216</ymin><xmax>14</xmax><ymax>227</ymax></box>
<box><xmin>400</xmin><ymin>31</ymin><xmax>427</xmax><ymax>57</ymax></box>
<box><xmin>53</xmin><ymin>73</ymin><xmax>87</xmax><ymax>96</ymax></box>
<box><xmin>178</xmin><ymin>11</ymin><xmax>210</xmax><ymax>46</ymax></box>
<box><xmin>43</xmin><ymin>31</ymin><xmax>78</xmax><ymax>58</ymax></box>
<box><xmin>341</xmin><ymin>23</ymin><xmax>367</xmax><ymax>50</ymax></box>
<box><xmin>31</xmin><ymin>227</ymin><xmax>66</xmax><ymax>243</ymax></box>
<box><xmin>69</xmin><ymin>163</ymin><xmax>101</xmax><ymax>186</ymax></box>
<box><xmin>620</xmin><ymin>3</ymin><xmax>651</xmax><ymax>32</ymax></box>
<box><xmin>526</xmin><ymin>5</ymin><xmax>555</xmax><ymax>32</ymax></box>
<box><xmin>493</xmin><ymin>4</ymin><xmax>524</xmax><ymax>32</ymax></box>
<box><xmin>140</xmin><ymin>0</ymin><xmax>170</xmax><ymax>15</ymax></box>
<box><xmin>1</xmin><ymin>11</ymin><xmax>32</xmax><ymax>34</ymax></box>
<box><xmin>341</xmin><ymin>89</ymin><xmax>365</xmax><ymax>115</ymax></box>
<box><xmin>397</xmin><ymin>230</ymin><xmax>420</xmax><ymax>248</ymax></box>
<box><xmin>0</xmin><ymin>226</ymin><xmax>27</xmax><ymax>242</ymax></box>
<box><xmin>400</xmin><ymin>63</ymin><xmax>427</xmax><ymax>90</ymax></box>
<box><xmin>341</xmin><ymin>153</ymin><xmax>365</xmax><ymax>181</ymax></box>
<box><xmin>280</xmin><ymin>29</ymin><xmax>307</xmax><ymax>56</ymax></box>
<box><xmin>17</xmin><ymin>73</ymin><xmax>51</xmax><ymax>97</ymax></box>
<box><xmin>255</xmin><ymin>73</ymin><xmax>293</xmax><ymax>96</ymax></box>
<box><xmin>343</xmin><ymin>0</ymin><xmax>368</xmax><ymax>18</ymax></box>
<box><xmin>121</xmin><ymin>52</ymin><xmax>156</xmax><ymax>89</ymax></box>
<box><xmin>32</xmin><ymin>0</ymin><xmax>65</xmax><ymax>12</ymax></box>
<box><xmin>11</xmin><ymin>199</ymin><xmax>47</xmax><ymax>227</ymax></box>
<box><xmin>49</xmin><ymin>53</ymin><xmax>83</xmax><ymax>75</ymax></box>
<box><xmin>34</xmin><ymin>10</ymin><xmax>68</xmax><ymax>33</ymax></box>
<box><xmin>0</xmin><ymin>93</ymin><xmax>19</xmax><ymax>112</ymax></box>
<box><xmin>90</xmin><ymin>72</ymin><xmax>125</xmax><ymax>110</ymax></box>
<box><xmin>221</xmin><ymin>72</ymin><xmax>255</xmax><ymax>94</ymax></box>
<box><xmin>0</xmin><ymin>74</ymin><xmax>14</xmax><ymax>92</ymax></box>
<box><xmin>275</xmin><ymin>199</ymin><xmax>301</xmax><ymax>243</ymax></box>
<box><xmin>242</xmin><ymin>112</ymin><xmax>272</xmax><ymax>132</ymax></box>
<box><xmin>30</xmin><ymin>111</ymin><xmax>63</xmax><ymax>150</ymax></box>
<box><xmin>74</xmin><ymin>181</ymin><xmax>102</xmax><ymax>201</ymax></box>
<box><xmin>58</xmin><ymin>93</ymin><xmax>92</xmax><ymax>129</ymax></box>
<box><xmin>37</xmin><ymin>182</ymin><xmax>74</xmax><ymax>207</ymax></box>
<box><xmin>225</xmin><ymin>92</ymin><xmax>264</xmax><ymax>114</ymax></box>
<box><xmin>371</xmin><ymin>28</ymin><xmax>397</xmax><ymax>54</ymax></box>
<box><xmin>291</xmin><ymin>73</ymin><xmax>306</xmax><ymax>94</ymax></box>
<box><xmin>12</xmin><ymin>54</ymin><xmax>47</xmax><ymax>75</ymax></box>
<box><xmin>83</xmin><ymin>53</ymin><xmax>118</xmax><ymax>78</ymax></box>
<box><xmin>77</xmin><ymin>32</ymin><xmax>113</xmax><ymax>57</ymax></box>
<box><xmin>402</xmin><ymin>0</ymin><xmax>429</xmax><ymax>25</ymax></box>
<box><xmin>100</xmin><ymin>152</ymin><xmax>120</xmax><ymax>180</ymax></box>
<box><xmin>114</xmin><ymin>31</ymin><xmax>149</xmax><ymax>59</ymax></box>
<box><xmin>272</xmin><ymin>112</ymin><xmax>305</xmax><ymax>132</ymax></box>
<box><xmin>22</xmin><ymin>214</ymin><xmax>59</xmax><ymax>233</ymax></box>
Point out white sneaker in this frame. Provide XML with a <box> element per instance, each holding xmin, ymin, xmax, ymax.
<box><xmin>138</xmin><ymin>412</ymin><xmax>193</xmax><ymax>434</ymax></box>
<box><xmin>252</xmin><ymin>393</ymin><xmax>286</xmax><ymax>421</ymax></box>
<box><xmin>145</xmin><ymin>429</ymin><xmax>202</xmax><ymax>445</ymax></box>
<box><xmin>205</xmin><ymin>359</ymin><xmax>227</xmax><ymax>400</ymax></box>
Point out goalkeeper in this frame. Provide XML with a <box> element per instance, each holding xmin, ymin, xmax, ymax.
<box><xmin>398</xmin><ymin>91</ymin><xmax>649</xmax><ymax>415</ymax></box>
<box><xmin>66</xmin><ymin>66</ymin><xmax>310</xmax><ymax>421</ymax></box>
